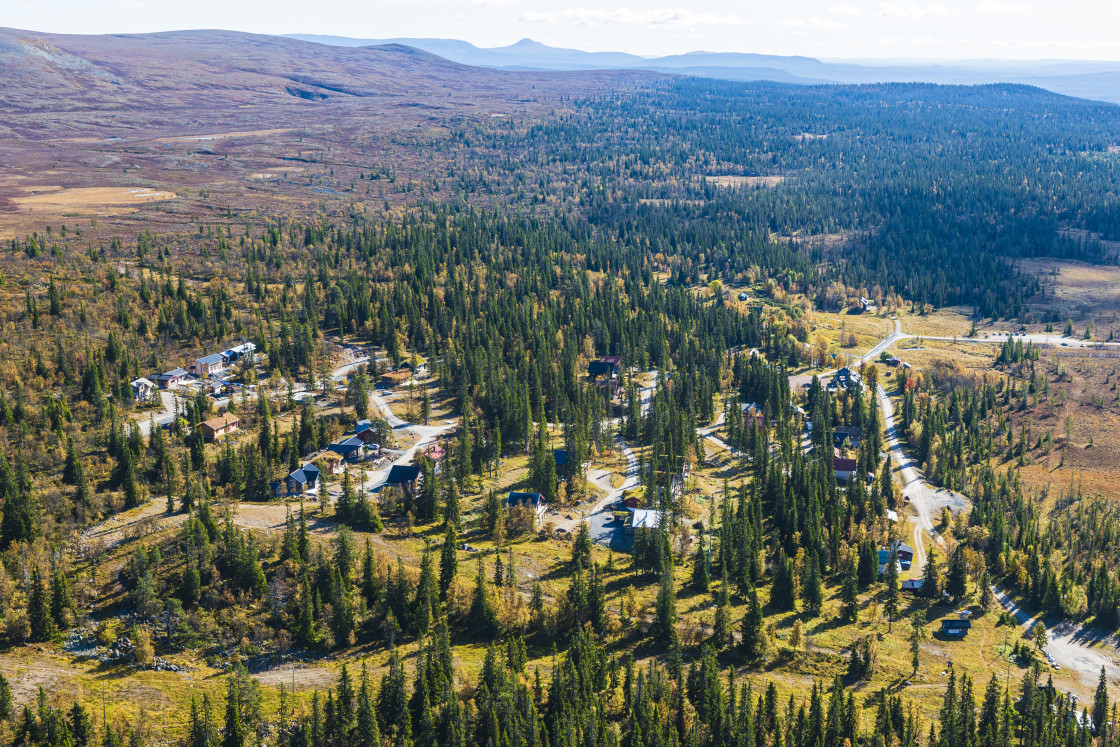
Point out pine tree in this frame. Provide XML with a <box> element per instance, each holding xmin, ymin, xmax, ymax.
<box><xmin>443</xmin><ymin>479</ymin><xmax>461</xmax><ymax>530</ymax></box>
<box><xmin>223</xmin><ymin>673</ymin><xmax>244</xmax><ymax>747</ymax></box>
<box><xmin>1093</xmin><ymin>666</ymin><xmax>1109</xmax><ymax>736</ymax></box>
<box><xmin>296</xmin><ymin>574</ymin><xmax>319</xmax><ymax>649</ymax></box>
<box><xmin>712</xmin><ymin>563</ymin><xmax>731</xmax><ymax>649</ymax></box>
<box><xmin>655</xmin><ymin>563</ymin><xmax>678</xmax><ymax>643</ymax></box>
<box><xmin>922</xmin><ymin>545</ymin><xmax>941</xmax><ymax>600</ymax></box>
<box><xmin>468</xmin><ymin>557</ymin><xmax>499</xmax><ymax>638</ymax></box>
<box><xmin>29</xmin><ymin>569</ymin><xmax>55</xmax><ymax>642</ymax></box>
<box><xmin>885</xmin><ymin>546</ymin><xmax>901</xmax><ymax>632</ymax></box>
<box><xmin>357</xmin><ymin>663</ymin><xmax>381</xmax><ymax>747</ymax></box>
<box><xmin>50</xmin><ymin>565</ymin><xmax>73</xmax><ymax>629</ymax></box>
<box><xmin>946</xmin><ymin>545</ymin><xmax>968</xmax><ymax>600</ymax></box>
<box><xmin>741</xmin><ymin>582</ymin><xmax>763</xmax><ymax>660</ymax></box>
<box><xmin>841</xmin><ymin>553</ymin><xmax>859</xmax><ymax>622</ymax></box>
<box><xmin>438</xmin><ymin>522</ymin><xmax>457</xmax><ymax>599</ymax></box>
<box><xmin>804</xmin><ymin>554</ymin><xmax>824</xmax><ymax>618</ymax></box>
<box><xmin>692</xmin><ymin>532</ymin><xmax>710</xmax><ymax>592</ymax></box>
<box><xmin>0</xmin><ymin>672</ymin><xmax>12</xmax><ymax>722</ymax></box>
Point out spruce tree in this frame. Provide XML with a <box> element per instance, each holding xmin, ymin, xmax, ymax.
<box><xmin>885</xmin><ymin>546</ymin><xmax>901</xmax><ymax>632</ymax></box>
<box><xmin>29</xmin><ymin>569</ymin><xmax>55</xmax><ymax>642</ymax></box>
<box><xmin>222</xmin><ymin>674</ymin><xmax>244</xmax><ymax>747</ymax></box>
<box><xmin>741</xmin><ymin>582</ymin><xmax>763</xmax><ymax>660</ymax></box>
<box><xmin>438</xmin><ymin>522</ymin><xmax>457</xmax><ymax>599</ymax></box>
<box><xmin>654</xmin><ymin>563</ymin><xmax>678</xmax><ymax>643</ymax></box>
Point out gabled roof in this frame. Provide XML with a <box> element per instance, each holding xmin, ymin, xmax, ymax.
<box><xmin>833</xmin><ymin>457</ymin><xmax>859</xmax><ymax>472</ymax></box>
<box><xmin>301</xmin><ymin>463</ymin><xmax>321</xmax><ymax>478</ymax></box>
<box><xmin>158</xmin><ymin>368</ymin><xmax>188</xmax><ymax>380</ymax></box>
<box><xmin>507</xmin><ymin>491</ymin><xmax>544</xmax><ymax>507</ymax></box>
<box><xmin>329</xmin><ymin>436</ymin><xmax>366</xmax><ymax>454</ymax></box>
<box><xmin>200</xmin><ymin>413</ymin><xmax>239</xmax><ymax>431</ymax></box>
<box><xmin>553</xmin><ymin>449</ymin><xmax>568</xmax><ymax>467</ymax></box>
<box><xmin>940</xmin><ymin>618</ymin><xmax>972</xmax><ymax>630</ymax></box>
<box><xmin>130</xmin><ymin>377</ymin><xmax>155</xmax><ymax>388</ymax></box>
<box><xmin>386</xmin><ymin>465</ymin><xmax>421</xmax><ymax>484</ymax></box>
<box><xmin>196</xmin><ymin>353</ymin><xmax>225</xmax><ymax>365</ymax></box>
<box><xmin>289</xmin><ymin>469</ymin><xmax>308</xmax><ymax>485</ymax></box>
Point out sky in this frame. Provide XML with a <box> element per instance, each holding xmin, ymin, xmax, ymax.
<box><xmin>6</xmin><ymin>0</ymin><xmax>1120</xmax><ymax>60</ymax></box>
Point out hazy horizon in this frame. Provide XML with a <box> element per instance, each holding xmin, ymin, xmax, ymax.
<box><xmin>5</xmin><ymin>0</ymin><xmax>1120</xmax><ymax>62</ymax></box>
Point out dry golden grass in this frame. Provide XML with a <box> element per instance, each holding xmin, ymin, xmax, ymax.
<box><xmin>886</xmin><ymin>340</ymin><xmax>997</xmax><ymax>375</ymax></box>
<box><xmin>10</xmin><ymin>186</ymin><xmax>177</xmax><ymax>214</ymax></box>
<box><xmin>698</xmin><ymin>175</ymin><xmax>786</xmax><ymax>188</ymax></box>
<box><xmin>897</xmin><ymin>307</ymin><xmax>974</xmax><ymax>338</ymax></box>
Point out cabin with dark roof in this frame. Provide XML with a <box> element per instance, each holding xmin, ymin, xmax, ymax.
<box><xmin>940</xmin><ymin>619</ymin><xmax>972</xmax><ymax>637</ymax></box>
<box><xmin>588</xmin><ymin>355</ymin><xmax>621</xmax><ymax>380</ymax></box>
<box><xmin>329</xmin><ymin>436</ymin><xmax>369</xmax><ymax>462</ymax></box>
<box><xmin>833</xmin><ymin>456</ymin><xmax>859</xmax><ymax>481</ymax></box>
<box><xmin>273</xmin><ymin>463</ymin><xmax>322</xmax><ymax>497</ymax></box>
<box><xmin>385</xmin><ymin>464</ymin><xmax>421</xmax><ymax>496</ymax></box>
<box><xmin>507</xmin><ymin>492</ymin><xmax>548</xmax><ymax>524</ymax></box>
<box><xmin>833</xmin><ymin>426</ymin><xmax>863</xmax><ymax>449</ymax></box>
<box><xmin>832</xmin><ymin>367</ymin><xmax>862</xmax><ymax>392</ymax></box>
<box><xmin>157</xmin><ymin>368</ymin><xmax>189</xmax><ymax>389</ymax></box>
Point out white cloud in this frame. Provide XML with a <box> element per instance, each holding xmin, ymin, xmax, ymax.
<box><xmin>518</xmin><ymin>7</ymin><xmax>745</xmax><ymax>28</ymax></box>
<box><xmin>878</xmin><ymin>2</ymin><xmax>951</xmax><ymax>20</ymax></box>
<box><xmin>976</xmin><ymin>0</ymin><xmax>1027</xmax><ymax>13</ymax></box>
<box><xmin>781</xmin><ymin>16</ymin><xmax>847</xmax><ymax>29</ymax></box>
<box><xmin>828</xmin><ymin>4</ymin><xmax>862</xmax><ymax>15</ymax></box>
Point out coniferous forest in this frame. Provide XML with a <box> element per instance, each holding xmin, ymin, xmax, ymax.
<box><xmin>2</xmin><ymin>73</ymin><xmax>1120</xmax><ymax>747</ymax></box>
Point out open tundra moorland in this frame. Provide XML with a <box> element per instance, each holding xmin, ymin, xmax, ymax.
<box><xmin>3</xmin><ymin>23</ymin><xmax>1120</xmax><ymax>747</ymax></box>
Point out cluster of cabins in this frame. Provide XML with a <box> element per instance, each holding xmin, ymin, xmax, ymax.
<box><xmin>131</xmin><ymin>342</ymin><xmax>258</xmax><ymax>404</ymax></box>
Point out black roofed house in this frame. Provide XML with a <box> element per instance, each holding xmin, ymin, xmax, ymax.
<box><xmin>554</xmin><ymin>449</ymin><xmax>568</xmax><ymax>477</ymax></box>
<box><xmin>329</xmin><ymin>436</ymin><xmax>368</xmax><ymax>462</ymax></box>
<box><xmin>940</xmin><ymin>618</ymin><xmax>972</xmax><ymax>637</ymax></box>
<box><xmin>157</xmin><ymin>368</ymin><xmax>189</xmax><ymax>389</ymax></box>
<box><xmin>385</xmin><ymin>464</ymin><xmax>421</xmax><ymax>497</ymax></box>
<box><xmin>833</xmin><ymin>426</ymin><xmax>863</xmax><ymax>448</ymax></box>
<box><xmin>588</xmin><ymin>355</ymin><xmax>621</xmax><ymax>380</ymax></box>
<box><xmin>507</xmin><ymin>492</ymin><xmax>548</xmax><ymax>524</ymax></box>
<box><xmin>833</xmin><ymin>367</ymin><xmax>862</xmax><ymax>392</ymax></box>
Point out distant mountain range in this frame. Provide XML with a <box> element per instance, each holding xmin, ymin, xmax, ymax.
<box><xmin>288</xmin><ymin>34</ymin><xmax>1120</xmax><ymax>103</ymax></box>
